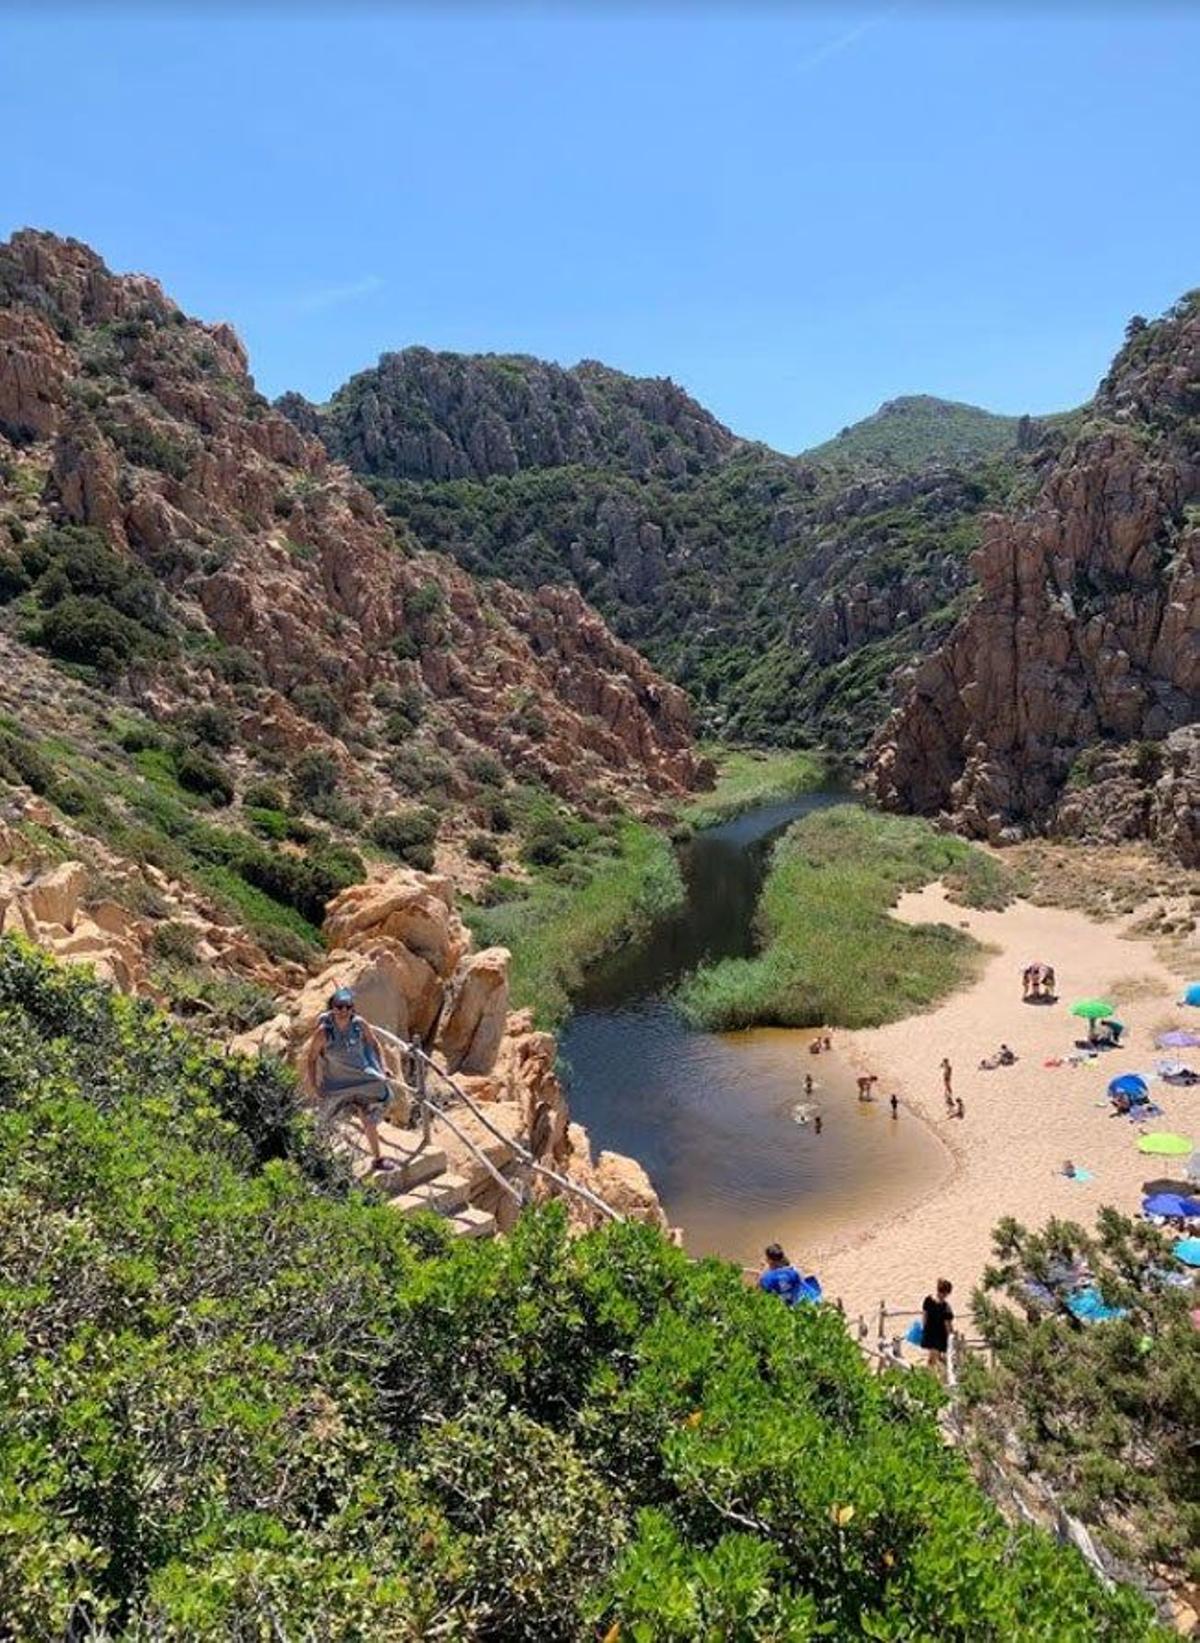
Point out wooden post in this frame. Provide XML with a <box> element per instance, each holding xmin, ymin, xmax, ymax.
<box><xmin>415</xmin><ymin>1047</ymin><xmax>431</xmax><ymax>1148</ymax></box>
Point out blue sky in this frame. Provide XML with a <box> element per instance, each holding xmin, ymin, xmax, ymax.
<box><xmin>5</xmin><ymin>5</ymin><xmax>1199</xmax><ymax>451</ymax></box>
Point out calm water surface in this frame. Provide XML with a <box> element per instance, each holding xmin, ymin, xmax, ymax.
<box><xmin>560</xmin><ymin>796</ymin><xmax>949</xmax><ymax>1268</ymax></box>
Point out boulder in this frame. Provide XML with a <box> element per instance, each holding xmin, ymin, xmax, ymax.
<box><xmin>438</xmin><ymin>947</ymin><xmax>511</xmax><ymax>1074</ymax></box>
<box><xmin>323</xmin><ymin>870</ymin><xmax>468</xmax><ymax>978</ymax></box>
<box><xmin>24</xmin><ymin>861</ymin><xmax>88</xmax><ymax>931</ymax></box>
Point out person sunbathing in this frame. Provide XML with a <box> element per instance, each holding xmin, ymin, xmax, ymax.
<box><xmin>979</xmin><ymin>1044</ymin><xmax>1018</xmax><ymax>1069</ymax></box>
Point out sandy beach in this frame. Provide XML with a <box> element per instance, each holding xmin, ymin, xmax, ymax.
<box><xmin>810</xmin><ymin>884</ymin><xmax>1198</xmax><ymax>1328</ymax></box>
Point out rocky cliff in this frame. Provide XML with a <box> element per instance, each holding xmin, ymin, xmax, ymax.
<box><xmin>869</xmin><ymin>293</ymin><xmax>1200</xmax><ymax>862</ymax></box>
<box><xmin>0</xmin><ymin>230</ymin><xmax>706</xmax><ymax>820</ymax></box>
<box><xmin>284</xmin><ymin>348</ymin><xmax>734</xmax><ymax>484</ymax></box>
<box><xmin>283</xmin><ymin>354</ymin><xmax>1048</xmax><ymax>751</ymax></box>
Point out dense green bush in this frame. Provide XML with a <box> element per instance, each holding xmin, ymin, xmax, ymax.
<box><xmin>964</xmin><ymin>1211</ymin><xmax>1200</xmax><ymax>1585</ymax></box>
<box><xmin>0</xmin><ymin>940</ymin><xmax>1158</xmax><ymax>1638</ymax></box>
<box><xmin>466</xmin><ymin>831</ymin><xmax>503</xmax><ymax>869</ymax></box>
<box><xmin>291</xmin><ymin>748</ymin><xmax>340</xmax><ymax>806</ymax></box>
<box><xmin>175</xmin><ymin>746</ymin><xmax>234</xmax><ymax>806</ymax></box>
<box><xmin>370</xmin><ymin>806</ymin><xmax>439</xmax><ymax>870</ymax></box>
<box><xmin>291</xmin><ymin>681</ymin><xmax>344</xmax><ymax>734</ymax></box>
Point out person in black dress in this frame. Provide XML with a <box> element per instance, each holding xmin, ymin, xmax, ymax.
<box><xmin>921</xmin><ymin>1278</ymin><xmax>954</xmax><ymax>1375</ymax></box>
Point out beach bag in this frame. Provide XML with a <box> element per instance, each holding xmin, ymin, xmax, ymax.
<box><xmin>906</xmin><ymin>1318</ymin><xmax>924</xmax><ymax>1346</ymax></box>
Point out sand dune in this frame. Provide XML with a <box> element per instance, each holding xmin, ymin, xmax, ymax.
<box><xmin>813</xmin><ymin>885</ymin><xmax>1197</xmax><ymax>1330</ymax></box>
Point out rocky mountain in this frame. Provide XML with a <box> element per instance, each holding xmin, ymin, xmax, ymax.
<box><xmin>0</xmin><ymin>230</ymin><xmax>713</xmax><ymax>1015</ymax></box>
<box><xmin>801</xmin><ymin>393</ymin><xmax>1067</xmax><ymax>472</ymax></box>
<box><xmin>869</xmin><ymin>294</ymin><xmax>1200</xmax><ymax>863</ymax></box>
<box><xmin>283</xmin><ymin>357</ymin><xmax>1054</xmax><ymax>752</ymax></box>
<box><xmin>281</xmin><ymin>348</ymin><xmax>734</xmax><ymax>484</ymax></box>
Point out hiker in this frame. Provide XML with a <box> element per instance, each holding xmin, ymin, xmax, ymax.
<box><xmin>890</xmin><ymin>1091</ymin><xmax>899</xmax><ymax>1119</ymax></box>
<box><xmin>941</xmin><ymin>1058</ymin><xmax>953</xmax><ymax>1097</ymax></box>
<box><xmin>920</xmin><ymin>1279</ymin><xmax>954</xmax><ymax>1375</ymax></box>
<box><xmin>759</xmin><ymin>1243</ymin><xmax>818</xmax><ymax>1306</ymax></box>
<box><xmin>302</xmin><ymin>986</ymin><xmax>396</xmax><ymax>1173</ymax></box>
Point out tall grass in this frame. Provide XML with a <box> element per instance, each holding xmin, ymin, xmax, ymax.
<box><xmin>464</xmin><ymin>821</ymin><xmax>685</xmax><ymax>1027</ymax></box>
<box><xmin>681</xmin><ymin>746</ymin><xmax>827</xmax><ymax>828</ymax></box>
<box><xmin>677</xmin><ymin>806</ymin><xmax>991</xmax><ymax>1031</ymax></box>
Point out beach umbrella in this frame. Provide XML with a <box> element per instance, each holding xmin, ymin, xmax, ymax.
<box><xmin>1071</xmin><ymin>999</ymin><xmax>1115</xmax><ymax>1020</ymax></box>
<box><xmin>1108</xmin><ymin>1073</ymin><xmax>1150</xmax><ymax>1101</ymax></box>
<box><xmin>1173</xmin><ymin>1238</ymin><xmax>1200</xmax><ymax>1267</ymax></box>
<box><xmin>1138</xmin><ymin>1133</ymin><xmax>1195</xmax><ymax>1156</ymax></box>
<box><xmin>1143</xmin><ymin>1193</ymin><xmax>1200</xmax><ymax>1217</ymax></box>
<box><xmin>1181</xmin><ymin>983</ymin><xmax>1200</xmax><ymax>1008</ymax></box>
<box><xmin>1158</xmin><ymin>1030</ymin><xmax>1200</xmax><ymax>1049</ymax></box>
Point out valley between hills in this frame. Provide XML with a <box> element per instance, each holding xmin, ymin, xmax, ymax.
<box><xmin>2</xmin><ymin>228</ymin><xmax>1198</xmax><ymax>1637</ymax></box>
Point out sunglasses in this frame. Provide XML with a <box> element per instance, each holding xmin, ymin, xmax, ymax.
<box><xmin>332</xmin><ymin>1002</ymin><xmax>353</xmax><ymax>1012</ymax></box>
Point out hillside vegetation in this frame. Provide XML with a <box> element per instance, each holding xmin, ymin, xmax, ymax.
<box><xmin>803</xmin><ymin>394</ymin><xmax>1048</xmax><ymax>471</ymax></box>
<box><xmin>283</xmin><ymin>353</ymin><xmax>1066</xmax><ymax>751</ymax></box>
<box><xmin>0</xmin><ymin>938</ymin><xmax>1159</xmax><ymax>1639</ymax></box>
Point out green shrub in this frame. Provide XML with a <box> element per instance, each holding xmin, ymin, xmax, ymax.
<box><xmin>245</xmin><ymin>805</ymin><xmax>290</xmax><ymax>840</ymax></box>
<box><xmin>291</xmin><ymin>750</ymin><xmax>340</xmax><ymax>806</ymax></box>
<box><xmin>291</xmin><ymin>683</ymin><xmax>344</xmax><ymax>734</ymax></box>
<box><xmin>370</xmin><ymin>808</ymin><xmax>438</xmax><ymax>870</ymax></box>
<box><xmin>175</xmin><ymin>747</ymin><xmax>234</xmax><ymax>806</ymax></box>
<box><xmin>0</xmin><ymin>940</ymin><xmax>1153</xmax><ymax>1639</ymax></box>
<box><xmin>185</xmin><ymin>704</ymin><xmax>237</xmax><ymax>749</ymax></box>
<box><xmin>243</xmin><ymin>779</ymin><xmax>286</xmax><ymax>811</ymax></box>
<box><xmin>403</xmin><ymin>582</ymin><xmax>445</xmax><ymax>621</ymax></box>
<box><xmin>463</xmin><ymin>749</ymin><xmax>506</xmax><ymax>787</ymax></box>
<box><xmin>388</xmin><ymin>743</ymin><xmax>455</xmax><ymax>799</ymax></box>
<box><xmin>466</xmin><ymin>833</ymin><xmax>502</xmax><ymax>870</ymax></box>
<box><xmin>35</xmin><ymin>595</ymin><xmax>164</xmax><ymax>669</ymax></box>
<box><xmin>150</xmin><ymin>919</ymin><xmax>201</xmax><ymax>964</ymax></box>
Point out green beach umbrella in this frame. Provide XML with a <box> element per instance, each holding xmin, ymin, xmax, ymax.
<box><xmin>1070</xmin><ymin>999</ymin><xmax>1115</xmax><ymax>1020</ymax></box>
<box><xmin>1137</xmin><ymin>1133</ymin><xmax>1194</xmax><ymax>1157</ymax></box>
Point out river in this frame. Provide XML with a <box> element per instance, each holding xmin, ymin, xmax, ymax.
<box><xmin>559</xmin><ymin>795</ymin><xmax>949</xmax><ymax>1271</ymax></box>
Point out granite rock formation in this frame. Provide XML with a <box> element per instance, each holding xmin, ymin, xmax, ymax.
<box><xmin>0</xmin><ymin>230</ymin><xmax>707</xmax><ymax>816</ymax></box>
<box><xmin>869</xmin><ymin>293</ymin><xmax>1200</xmax><ymax>861</ymax></box>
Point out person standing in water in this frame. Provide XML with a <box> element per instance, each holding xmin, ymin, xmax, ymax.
<box><xmin>890</xmin><ymin>1091</ymin><xmax>899</xmax><ymax>1119</ymax></box>
<box><xmin>302</xmin><ymin>986</ymin><xmax>397</xmax><ymax>1172</ymax></box>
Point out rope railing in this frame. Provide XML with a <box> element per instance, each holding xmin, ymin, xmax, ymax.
<box><xmin>370</xmin><ymin>1024</ymin><xmax>624</xmax><ymax>1225</ymax></box>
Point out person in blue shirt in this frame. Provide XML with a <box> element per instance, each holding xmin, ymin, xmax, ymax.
<box><xmin>758</xmin><ymin>1243</ymin><xmax>820</xmax><ymax>1306</ymax></box>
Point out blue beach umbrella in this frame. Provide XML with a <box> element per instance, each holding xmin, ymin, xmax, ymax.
<box><xmin>1108</xmin><ymin>1074</ymin><xmax>1149</xmax><ymax>1102</ymax></box>
<box><xmin>1143</xmin><ymin>1193</ymin><xmax>1200</xmax><ymax>1218</ymax></box>
<box><xmin>1173</xmin><ymin>1238</ymin><xmax>1200</xmax><ymax>1267</ymax></box>
<box><xmin>1182</xmin><ymin>983</ymin><xmax>1200</xmax><ymax>1008</ymax></box>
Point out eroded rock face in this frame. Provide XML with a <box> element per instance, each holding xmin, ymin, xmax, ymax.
<box><xmin>869</xmin><ymin>294</ymin><xmax>1200</xmax><ymax>858</ymax></box>
<box><xmin>0</xmin><ymin>229</ymin><xmax>710</xmax><ymax>817</ymax></box>
<box><xmin>438</xmin><ymin>947</ymin><xmax>510</xmax><ymax>1074</ymax></box>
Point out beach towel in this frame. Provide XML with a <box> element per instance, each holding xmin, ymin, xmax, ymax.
<box><xmin>1066</xmin><ymin>1168</ymin><xmax>1094</xmax><ymax>1183</ymax></box>
<box><xmin>1066</xmin><ymin>1286</ymin><xmax>1126</xmax><ymax>1323</ymax></box>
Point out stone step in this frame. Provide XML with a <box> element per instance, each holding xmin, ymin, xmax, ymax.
<box><xmin>448</xmin><ymin>1205</ymin><xmax>497</xmax><ymax>1239</ymax></box>
<box><xmin>387</xmin><ymin>1172</ymin><xmax>471</xmax><ymax>1217</ymax></box>
<box><xmin>346</xmin><ymin>1125</ymin><xmax>449</xmax><ymax>1196</ymax></box>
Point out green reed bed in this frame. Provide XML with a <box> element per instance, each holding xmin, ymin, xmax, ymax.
<box><xmin>677</xmin><ymin>806</ymin><xmax>996</xmax><ymax>1031</ymax></box>
<box><xmin>465</xmin><ymin>820</ymin><xmax>684</xmax><ymax>1028</ymax></box>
